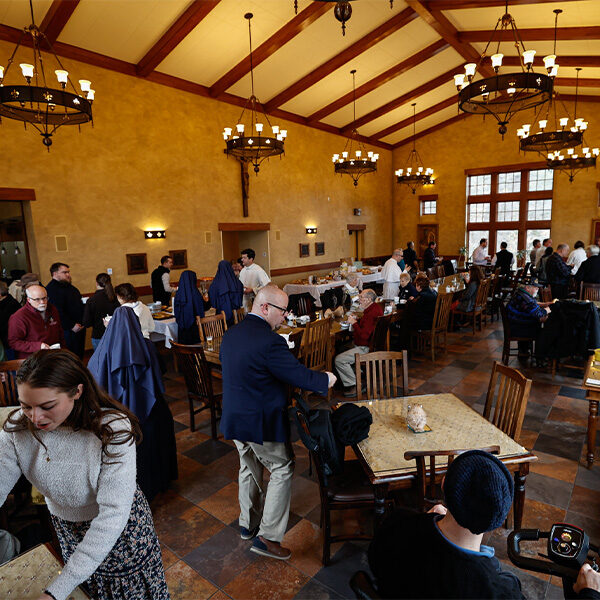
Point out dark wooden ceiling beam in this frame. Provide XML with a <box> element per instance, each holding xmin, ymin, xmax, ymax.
<box><xmin>307</xmin><ymin>39</ymin><xmax>449</xmax><ymax>123</ymax></box>
<box><xmin>502</xmin><ymin>56</ymin><xmax>600</xmax><ymax>68</ymax></box>
<box><xmin>342</xmin><ymin>67</ymin><xmax>457</xmax><ymax>132</ymax></box>
<box><xmin>459</xmin><ymin>26</ymin><xmax>600</xmax><ymax>42</ymax></box>
<box><xmin>264</xmin><ymin>7</ymin><xmax>418</xmax><ymax>112</ymax></box>
<box><xmin>136</xmin><ymin>0</ymin><xmax>221</xmax><ymax>78</ymax></box>
<box><xmin>40</xmin><ymin>0</ymin><xmax>80</xmax><ymax>45</ymax></box>
<box><xmin>554</xmin><ymin>77</ymin><xmax>600</xmax><ymax>88</ymax></box>
<box><xmin>392</xmin><ymin>113</ymin><xmax>468</xmax><ymax>149</ymax></box>
<box><xmin>210</xmin><ymin>2</ymin><xmax>332</xmax><ymax>98</ymax></box>
<box><xmin>373</xmin><ymin>96</ymin><xmax>456</xmax><ymax>140</ymax></box>
<box><xmin>558</xmin><ymin>94</ymin><xmax>600</xmax><ymax>104</ymax></box>
<box><xmin>424</xmin><ymin>0</ymin><xmax>581</xmax><ymax>9</ymax></box>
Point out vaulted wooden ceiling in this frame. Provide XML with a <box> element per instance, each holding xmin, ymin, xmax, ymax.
<box><xmin>1</xmin><ymin>0</ymin><xmax>598</xmax><ymax>151</ymax></box>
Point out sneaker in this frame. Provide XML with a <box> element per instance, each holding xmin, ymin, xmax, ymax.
<box><xmin>240</xmin><ymin>526</ymin><xmax>259</xmax><ymax>540</ymax></box>
<box><xmin>343</xmin><ymin>386</ymin><xmax>357</xmax><ymax>398</ymax></box>
<box><xmin>250</xmin><ymin>536</ymin><xmax>291</xmax><ymax>560</ymax></box>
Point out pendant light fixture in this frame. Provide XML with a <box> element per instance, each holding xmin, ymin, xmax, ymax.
<box><xmin>395</xmin><ymin>103</ymin><xmax>434</xmax><ymax>194</ymax></box>
<box><xmin>222</xmin><ymin>13</ymin><xmax>286</xmax><ymax>174</ymax></box>
<box><xmin>331</xmin><ymin>70</ymin><xmax>378</xmax><ymax>187</ymax></box>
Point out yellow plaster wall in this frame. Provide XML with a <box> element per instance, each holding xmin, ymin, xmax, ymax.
<box><xmin>0</xmin><ymin>40</ymin><xmax>393</xmax><ymax>293</ymax></box>
<box><xmin>392</xmin><ymin>100</ymin><xmax>600</xmax><ymax>257</ymax></box>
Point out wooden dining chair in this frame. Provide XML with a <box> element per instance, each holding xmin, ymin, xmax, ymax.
<box><xmin>233</xmin><ymin>307</ymin><xmax>246</xmax><ymax>324</ymax></box>
<box><xmin>299</xmin><ymin>317</ymin><xmax>332</xmax><ymax>399</ymax></box>
<box><xmin>369</xmin><ymin>314</ymin><xmax>393</xmax><ymax>352</ymax></box>
<box><xmin>450</xmin><ymin>278</ymin><xmax>490</xmax><ymax>334</ymax></box>
<box><xmin>170</xmin><ymin>342</ymin><xmax>222</xmax><ymax>438</ymax></box>
<box><xmin>404</xmin><ymin>446</ymin><xmax>500</xmax><ymax>512</ymax></box>
<box><xmin>499</xmin><ymin>303</ymin><xmax>536</xmax><ymax>366</ymax></box>
<box><xmin>411</xmin><ymin>292</ymin><xmax>453</xmax><ymax>362</ymax></box>
<box><xmin>580</xmin><ymin>282</ymin><xmax>600</xmax><ymax>301</ymax></box>
<box><xmin>197</xmin><ymin>311</ymin><xmax>227</xmax><ymax>342</ymax></box>
<box><xmin>0</xmin><ymin>359</ymin><xmax>24</xmax><ymax>406</ymax></box>
<box><xmin>539</xmin><ymin>286</ymin><xmax>553</xmax><ymax>303</ymax></box>
<box><xmin>355</xmin><ymin>350</ymin><xmax>409</xmax><ymax>401</ymax></box>
<box><xmin>294</xmin><ymin>407</ymin><xmax>382</xmax><ymax>565</ymax></box>
<box><xmin>426</xmin><ymin>267</ymin><xmax>437</xmax><ymax>280</ymax></box>
<box><xmin>483</xmin><ymin>361</ymin><xmax>531</xmax><ymax>442</ymax></box>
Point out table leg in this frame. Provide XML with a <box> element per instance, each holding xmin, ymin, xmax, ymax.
<box><xmin>374</xmin><ymin>483</ymin><xmax>389</xmax><ymax>529</ymax></box>
<box><xmin>587</xmin><ymin>399</ymin><xmax>598</xmax><ymax>469</ymax></box>
<box><xmin>513</xmin><ymin>463</ymin><xmax>529</xmax><ymax>530</ymax></box>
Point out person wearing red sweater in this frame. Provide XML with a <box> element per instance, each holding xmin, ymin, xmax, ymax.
<box><xmin>334</xmin><ymin>288</ymin><xmax>383</xmax><ymax>397</ymax></box>
<box><xmin>7</xmin><ymin>284</ymin><xmax>65</xmax><ymax>358</ymax></box>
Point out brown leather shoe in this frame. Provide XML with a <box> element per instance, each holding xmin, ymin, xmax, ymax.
<box><xmin>250</xmin><ymin>536</ymin><xmax>292</xmax><ymax>560</ymax></box>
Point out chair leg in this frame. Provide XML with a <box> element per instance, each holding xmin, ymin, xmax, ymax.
<box><xmin>322</xmin><ymin>503</ymin><xmax>331</xmax><ymax>566</ymax></box>
<box><xmin>189</xmin><ymin>395</ymin><xmax>195</xmax><ymax>432</ymax></box>
<box><xmin>210</xmin><ymin>400</ymin><xmax>217</xmax><ymax>440</ymax></box>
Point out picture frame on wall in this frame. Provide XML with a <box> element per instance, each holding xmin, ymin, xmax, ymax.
<box><xmin>592</xmin><ymin>219</ymin><xmax>600</xmax><ymax>245</ymax></box>
<box><xmin>169</xmin><ymin>249</ymin><xmax>188</xmax><ymax>269</ymax></box>
<box><xmin>315</xmin><ymin>242</ymin><xmax>325</xmax><ymax>256</ymax></box>
<box><xmin>299</xmin><ymin>243</ymin><xmax>310</xmax><ymax>258</ymax></box>
<box><xmin>126</xmin><ymin>253</ymin><xmax>148</xmax><ymax>275</ymax></box>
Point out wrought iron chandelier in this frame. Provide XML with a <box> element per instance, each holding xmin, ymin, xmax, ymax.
<box><xmin>545</xmin><ymin>69</ymin><xmax>598</xmax><ymax>182</ymax></box>
<box><xmin>395</xmin><ymin>103</ymin><xmax>434</xmax><ymax>194</ymax></box>
<box><xmin>516</xmin><ymin>10</ymin><xmax>584</xmax><ymax>155</ymax></box>
<box><xmin>293</xmin><ymin>1</ymin><xmax>393</xmax><ymax>36</ymax></box>
<box><xmin>222</xmin><ymin>13</ymin><xmax>286</xmax><ymax>174</ymax></box>
<box><xmin>0</xmin><ymin>0</ymin><xmax>94</xmax><ymax>149</ymax></box>
<box><xmin>453</xmin><ymin>1</ymin><xmax>554</xmax><ymax>137</ymax></box>
<box><xmin>332</xmin><ymin>70</ymin><xmax>378</xmax><ymax>187</ymax></box>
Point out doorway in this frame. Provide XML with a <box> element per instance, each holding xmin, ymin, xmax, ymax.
<box><xmin>219</xmin><ymin>223</ymin><xmax>271</xmax><ymax>275</ymax></box>
<box><xmin>347</xmin><ymin>224</ymin><xmax>365</xmax><ymax>261</ymax></box>
<box><xmin>0</xmin><ymin>201</ymin><xmax>31</xmax><ymax>280</ymax></box>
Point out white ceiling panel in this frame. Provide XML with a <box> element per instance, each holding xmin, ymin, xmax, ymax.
<box><xmin>227</xmin><ymin>0</ymin><xmax>412</xmax><ymax>102</ymax></box>
<box><xmin>322</xmin><ymin>48</ymin><xmax>460</xmax><ymax>129</ymax></box>
<box><xmin>275</xmin><ymin>18</ymin><xmax>441</xmax><ymax>116</ymax></box>
<box><xmin>59</xmin><ymin>0</ymin><xmax>191</xmax><ymax>64</ymax></box>
<box><xmin>443</xmin><ymin>1</ymin><xmax>598</xmax><ymax>31</ymax></box>
<box><xmin>0</xmin><ymin>0</ymin><xmax>52</xmax><ymax>29</ymax></box>
<box><xmin>384</xmin><ymin>104</ymin><xmax>459</xmax><ymax>146</ymax></box>
<box><xmin>155</xmin><ymin>0</ymin><xmax>311</xmax><ymax>87</ymax></box>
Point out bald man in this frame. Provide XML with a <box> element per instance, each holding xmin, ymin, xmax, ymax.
<box><xmin>219</xmin><ymin>284</ymin><xmax>336</xmax><ymax>560</ymax></box>
<box><xmin>7</xmin><ymin>284</ymin><xmax>65</xmax><ymax>358</ymax></box>
<box><xmin>382</xmin><ymin>249</ymin><xmax>404</xmax><ymax>298</ymax></box>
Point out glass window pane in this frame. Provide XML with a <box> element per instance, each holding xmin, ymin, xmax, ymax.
<box><xmin>421</xmin><ymin>200</ymin><xmax>436</xmax><ymax>215</ymax></box>
<box><xmin>495</xmin><ymin>230</ymin><xmax>519</xmax><ymax>254</ymax></box>
<box><xmin>468</xmin><ymin>174</ymin><xmax>491</xmax><ymax>196</ymax></box>
<box><xmin>526</xmin><ymin>228</ymin><xmax>551</xmax><ymax>251</ymax></box>
<box><xmin>527</xmin><ymin>199</ymin><xmax>552</xmax><ymax>221</ymax></box>
<box><xmin>528</xmin><ymin>169</ymin><xmax>554</xmax><ymax>191</ymax></box>
<box><xmin>497</xmin><ymin>171</ymin><xmax>521</xmax><ymax>194</ymax></box>
<box><xmin>469</xmin><ymin>230</ymin><xmax>489</xmax><ymax>258</ymax></box>
<box><xmin>497</xmin><ymin>201</ymin><xmax>520</xmax><ymax>222</ymax></box>
<box><xmin>468</xmin><ymin>202</ymin><xmax>490</xmax><ymax>223</ymax></box>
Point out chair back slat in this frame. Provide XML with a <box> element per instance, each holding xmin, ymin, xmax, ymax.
<box><xmin>356</xmin><ymin>351</ymin><xmax>408</xmax><ymax>400</ymax></box>
<box><xmin>433</xmin><ymin>292</ymin><xmax>453</xmax><ymax>333</ymax></box>
<box><xmin>581</xmin><ymin>283</ymin><xmax>600</xmax><ymax>301</ymax></box>
<box><xmin>233</xmin><ymin>307</ymin><xmax>246</xmax><ymax>324</ymax></box>
<box><xmin>170</xmin><ymin>342</ymin><xmax>214</xmax><ymax>400</ymax></box>
<box><xmin>197</xmin><ymin>311</ymin><xmax>227</xmax><ymax>342</ymax></box>
<box><xmin>369</xmin><ymin>314</ymin><xmax>393</xmax><ymax>352</ymax></box>
<box><xmin>404</xmin><ymin>446</ymin><xmax>501</xmax><ymax>511</ymax></box>
<box><xmin>300</xmin><ymin>317</ymin><xmax>331</xmax><ymax>370</ymax></box>
<box><xmin>483</xmin><ymin>361</ymin><xmax>531</xmax><ymax>441</ymax></box>
<box><xmin>0</xmin><ymin>360</ymin><xmax>24</xmax><ymax>407</ymax></box>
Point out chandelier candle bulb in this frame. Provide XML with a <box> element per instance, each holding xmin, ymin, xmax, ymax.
<box><xmin>539</xmin><ymin>120</ymin><xmax>547</xmax><ymax>130</ymax></box>
<box><xmin>78</xmin><ymin>79</ymin><xmax>91</xmax><ymax>93</ymax></box>
<box><xmin>55</xmin><ymin>70</ymin><xmax>68</xmax><ymax>86</ymax></box>
<box><xmin>544</xmin><ymin>55</ymin><xmax>556</xmax><ymax>71</ymax></box>
<box><xmin>255</xmin><ymin>123</ymin><xmax>263</xmax><ymax>132</ymax></box>
<box><xmin>86</xmin><ymin>89</ymin><xmax>94</xmax><ymax>102</ymax></box>
<box><xmin>522</xmin><ymin>50</ymin><xmax>536</xmax><ymax>67</ymax></box>
<box><xmin>20</xmin><ymin>63</ymin><xmax>34</xmax><ymax>80</ymax></box>
<box><xmin>491</xmin><ymin>53</ymin><xmax>503</xmax><ymax>71</ymax></box>
<box><xmin>464</xmin><ymin>63</ymin><xmax>476</xmax><ymax>80</ymax></box>
<box><xmin>0</xmin><ymin>66</ymin><xmax>4</xmax><ymax>80</ymax></box>
<box><xmin>560</xmin><ymin>117</ymin><xmax>568</xmax><ymax>128</ymax></box>
<box><xmin>236</xmin><ymin>123</ymin><xmax>244</xmax><ymax>134</ymax></box>
<box><xmin>454</xmin><ymin>74</ymin><xmax>465</xmax><ymax>90</ymax></box>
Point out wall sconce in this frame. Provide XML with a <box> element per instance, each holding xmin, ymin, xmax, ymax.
<box><xmin>353</xmin><ymin>208</ymin><xmax>362</xmax><ymax>216</ymax></box>
<box><xmin>306</xmin><ymin>227</ymin><xmax>317</xmax><ymax>235</ymax></box>
<box><xmin>144</xmin><ymin>230</ymin><xmax>166</xmax><ymax>239</ymax></box>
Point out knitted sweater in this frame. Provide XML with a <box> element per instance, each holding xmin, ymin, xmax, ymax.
<box><xmin>0</xmin><ymin>411</ymin><xmax>136</xmax><ymax>600</ymax></box>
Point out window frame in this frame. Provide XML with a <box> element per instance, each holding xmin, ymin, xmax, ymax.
<box><xmin>465</xmin><ymin>163</ymin><xmax>552</xmax><ymax>253</ymax></box>
<box><xmin>420</xmin><ymin>194</ymin><xmax>437</xmax><ymax>216</ymax></box>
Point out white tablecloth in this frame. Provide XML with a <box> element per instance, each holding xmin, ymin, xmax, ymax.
<box><xmin>150</xmin><ymin>318</ymin><xmax>178</xmax><ymax>348</ymax></box>
<box><xmin>283</xmin><ymin>271</ymin><xmax>383</xmax><ymax>306</ymax></box>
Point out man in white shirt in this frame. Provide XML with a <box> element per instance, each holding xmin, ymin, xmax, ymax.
<box><xmin>239</xmin><ymin>248</ymin><xmax>271</xmax><ymax>310</ymax></box>
<box><xmin>471</xmin><ymin>238</ymin><xmax>489</xmax><ymax>266</ymax></box>
<box><xmin>382</xmin><ymin>249</ymin><xmax>403</xmax><ymax>298</ymax></box>
<box><xmin>535</xmin><ymin>238</ymin><xmax>552</xmax><ymax>267</ymax></box>
<box><xmin>567</xmin><ymin>240</ymin><xmax>587</xmax><ymax>275</ymax></box>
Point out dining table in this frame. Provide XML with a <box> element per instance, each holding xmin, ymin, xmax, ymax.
<box><xmin>353</xmin><ymin>393</ymin><xmax>536</xmax><ymax>529</ymax></box>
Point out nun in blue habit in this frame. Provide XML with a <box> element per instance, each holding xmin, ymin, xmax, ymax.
<box><xmin>174</xmin><ymin>270</ymin><xmax>211</xmax><ymax>344</ymax></box>
<box><xmin>88</xmin><ymin>306</ymin><xmax>178</xmax><ymax>501</ymax></box>
<box><xmin>208</xmin><ymin>260</ymin><xmax>244</xmax><ymax>326</ymax></box>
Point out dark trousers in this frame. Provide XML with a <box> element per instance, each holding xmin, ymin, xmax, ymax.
<box><xmin>63</xmin><ymin>328</ymin><xmax>85</xmax><ymax>358</ymax></box>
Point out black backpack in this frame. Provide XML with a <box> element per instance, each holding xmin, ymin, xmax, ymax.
<box><xmin>289</xmin><ymin>394</ymin><xmax>344</xmax><ymax>483</ymax></box>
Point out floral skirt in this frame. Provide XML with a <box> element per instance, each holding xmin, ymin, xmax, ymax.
<box><xmin>51</xmin><ymin>487</ymin><xmax>170</xmax><ymax>600</ymax></box>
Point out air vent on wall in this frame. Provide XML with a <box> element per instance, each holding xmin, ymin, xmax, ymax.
<box><xmin>55</xmin><ymin>235</ymin><xmax>68</xmax><ymax>252</ymax></box>
<box><xmin>205</xmin><ymin>231</ymin><xmax>212</xmax><ymax>244</ymax></box>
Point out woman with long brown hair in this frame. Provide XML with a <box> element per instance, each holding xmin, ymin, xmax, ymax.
<box><xmin>0</xmin><ymin>350</ymin><xmax>170</xmax><ymax>600</ymax></box>
<box><xmin>82</xmin><ymin>272</ymin><xmax>120</xmax><ymax>350</ymax></box>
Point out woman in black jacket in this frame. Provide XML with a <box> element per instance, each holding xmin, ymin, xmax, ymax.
<box><xmin>82</xmin><ymin>273</ymin><xmax>120</xmax><ymax>349</ymax></box>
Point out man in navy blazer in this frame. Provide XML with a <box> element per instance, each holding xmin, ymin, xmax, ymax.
<box><xmin>220</xmin><ymin>284</ymin><xmax>336</xmax><ymax>560</ymax></box>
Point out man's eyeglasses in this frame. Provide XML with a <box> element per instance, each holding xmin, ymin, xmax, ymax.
<box><xmin>265</xmin><ymin>302</ymin><xmax>289</xmax><ymax>316</ymax></box>
<box><xmin>28</xmin><ymin>296</ymin><xmax>48</xmax><ymax>303</ymax></box>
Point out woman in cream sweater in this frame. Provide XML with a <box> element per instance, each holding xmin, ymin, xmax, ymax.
<box><xmin>0</xmin><ymin>350</ymin><xmax>169</xmax><ymax>600</ymax></box>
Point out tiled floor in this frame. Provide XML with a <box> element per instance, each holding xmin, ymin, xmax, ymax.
<box><xmin>153</xmin><ymin>321</ymin><xmax>599</xmax><ymax>599</ymax></box>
